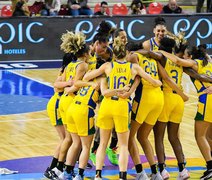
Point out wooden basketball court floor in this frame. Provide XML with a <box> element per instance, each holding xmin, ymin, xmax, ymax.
<box><xmin>0</xmin><ymin>67</ymin><xmax>208</xmax><ymax>179</ymax></box>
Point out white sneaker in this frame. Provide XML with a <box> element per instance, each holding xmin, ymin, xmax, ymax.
<box><xmin>51</xmin><ymin>167</ymin><xmax>63</xmax><ymax>179</ymax></box>
<box><xmin>58</xmin><ymin>172</ymin><xmax>65</xmax><ymax>180</ymax></box>
<box><xmin>160</xmin><ymin>169</ymin><xmax>170</xmax><ymax>180</ymax></box>
<box><xmin>151</xmin><ymin>172</ymin><xmax>163</xmax><ymax>180</ymax></box>
<box><xmin>94</xmin><ymin>177</ymin><xmax>102</xmax><ymax>180</ymax></box>
<box><xmin>136</xmin><ymin>170</ymin><xmax>149</xmax><ymax>180</ymax></box>
<box><xmin>73</xmin><ymin>174</ymin><xmax>83</xmax><ymax>180</ymax></box>
<box><xmin>177</xmin><ymin>168</ymin><xmax>190</xmax><ymax>180</ymax></box>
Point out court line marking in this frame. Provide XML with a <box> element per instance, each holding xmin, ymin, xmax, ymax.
<box><xmin>185</xmin><ymin>102</ymin><xmax>198</xmax><ymax>105</ymax></box>
<box><xmin>8</xmin><ymin>70</ymin><xmax>53</xmax><ymax>88</ymax></box>
<box><xmin>0</xmin><ymin>59</ymin><xmax>62</xmax><ymax>63</ymax></box>
<box><xmin>0</xmin><ymin>117</ymin><xmax>49</xmax><ymax>123</ymax></box>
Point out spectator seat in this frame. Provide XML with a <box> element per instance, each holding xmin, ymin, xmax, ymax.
<box><xmin>58</xmin><ymin>4</ymin><xmax>69</xmax><ymax>15</ymax></box>
<box><xmin>112</xmin><ymin>3</ymin><xmax>128</xmax><ymax>15</ymax></box>
<box><xmin>28</xmin><ymin>1</ymin><xmax>45</xmax><ymax>16</ymax></box>
<box><xmin>148</xmin><ymin>2</ymin><xmax>163</xmax><ymax>14</ymax></box>
<box><xmin>1</xmin><ymin>5</ymin><xmax>13</xmax><ymax>17</ymax></box>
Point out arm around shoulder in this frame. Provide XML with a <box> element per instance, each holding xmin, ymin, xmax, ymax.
<box><xmin>83</xmin><ymin>62</ymin><xmax>109</xmax><ymax>81</ymax></box>
<box><xmin>134</xmin><ymin>64</ymin><xmax>162</xmax><ymax>87</ymax></box>
<box><xmin>142</xmin><ymin>40</ymin><xmax>150</xmax><ymax>51</ymax></box>
<box><xmin>74</xmin><ymin>62</ymin><xmax>88</xmax><ymax>81</ymax></box>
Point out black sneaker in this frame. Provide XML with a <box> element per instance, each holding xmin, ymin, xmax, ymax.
<box><xmin>200</xmin><ymin>169</ymin><xmax>212</xmax><ymax>180</ymax></box>
<box><xmin>49</xmin><ymin>169</ymin><xmax>60</xmax><ymax>180</ymax></box>
<box><xmin>77</xmin><ymin>160</ymin><xmax>92</xmax><ymax>169</ymax></box>
<box><xmin>86</xmin><ymin>162</ymin><xmax>92</xmax><ymax>169</ymax></box>
<box><xmin>43</xmin><ymin>167</ymin><xmax>52</xmax><ymax>179</ymax></box>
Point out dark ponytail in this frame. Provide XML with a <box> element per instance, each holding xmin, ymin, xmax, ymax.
<box><xmin>61</xmin><ymin>53</ymin><xmax>76</xmax><ymax>73</ymax></box>
<box><xmin>191</xmin><ymin>45</ymin><xmax>208</xmax><ymax>66</ymax></box>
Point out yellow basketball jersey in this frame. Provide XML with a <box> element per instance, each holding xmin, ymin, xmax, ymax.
<box><xmin>108</xmin><ymin>61</ymin><xmax>133</xmax><ymax>90</ymax></box>
<box><xmin>74</xmin><ymin>80</ymin><xmax>99</xmax><ymax>109</ymax></box>
<box><xmin>192</xmin><ymin>59</ymin><xmax>212</xmax><ymax>92</ymax></box>
<box><xmin>88</xmin><ymin>55</ymin><xmax>97</xmax><ymax>70</ymax></box>
<box><xmin>134</xmin><ymin>52</ymin><xmax>146</xmax><ymax>67</ymax></box>
<box><xmin>163</xmin><ymin>58</ymin><xmax>183</xmax><ymax>91</ymax></box>
<box><xmin>111</xmin><ymin>56</ymin><xmax>116</xmax><ymax>62</ymax></box>
<box><xmin>136</xmin><ymin>53</ymin><xmax>159</xmax><ymax>87</ymax></box>
<box><xmin>150</xmin><ymin>37</ymin><xmax>159</xmax><ymax>51</ymax></box>
<box><xmin>55</xmin><ymin>91</ymin><xmax>64</xmax><ymax>99</ymax></box>
<box><xmin>65</xmin><ymin>60</ymin><xmax>83</xmax><ymax>81</ymax></box>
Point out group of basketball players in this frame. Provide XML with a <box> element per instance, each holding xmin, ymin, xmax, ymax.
<box><xmin>43</xmin><ymin>17</ymin><xmax>212</xmax><ymax>180</ymax></box>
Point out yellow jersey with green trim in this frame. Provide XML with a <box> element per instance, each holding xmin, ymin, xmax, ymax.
<box><xmin>192</xmin><ymin>59</ymin><xmax>212</xmax><ymax>93</ymax></box>
<box><xmin>163</xmin><ymin>58</ymin><xmax>183</xmax><ymax>91</ymax></box>
<box><xmin>134</xmin><ymin>52</ymin><xmax>146</xmax><ymax>67</ymax></box>
<box><xmin>65</xmin><ymin>60</ymin><xmax>83</xmax><ymax>81</ymax></box>
<box><xmin>192</xmin><ymin>60</ymin><xmax>212</xmax><ymax>122</ymax></box>
<box><xmin>136</xmin><ymin>53</ymin><xmax>159</xmax><ymax>87</ymax></box>
<box><xmin>108</xmin><ymin>61</ymin><xmax>133</xmax><ymax>90</ymax></box>
<box><xmin>111</xmin><ymin>56</ymin><xmax>116</xmax><ymax>62</ymax></box>
<box><xmin>74</xmin><ymin>80</ymin><xmax>99</xmax><ymax>109</ymax></box>
<box><xmin>88</xmin><ymin>55</ymin><xmax>97</xmax><ymax>70</ymax></box>
<box><xmin>150</xmin><ymin>37</ymin><xmax>159</xmax><ymax>51</ymax></box>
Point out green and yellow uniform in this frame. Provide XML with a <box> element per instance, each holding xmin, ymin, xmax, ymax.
<box><xmin>158</xmin><ymin>58</ymin><xmax>184</xmax><ymax>123</ymax></box>
<box><xmin>192</xmin><ymin>60</ymin><xmax>212</xmax><ymax>122</ymax></box>
<box><xmin>132</xmin><ymin>53</ymin><xmax>164</xmax><ymax>125</ymax></box>
<box><xmin>97</xmin><ymin>61</ymin><xmax>133</xmax><ymax>133</ymax></box>
<box><xmin>59</xmin><ymin>60</ymin><xmax>83</xmax><ymax>125</ymax></box>
<box><xmin>66</xmin><ymin>79</ymin><xmax>99</xmax><ymax>136</ymax></box>
<box><xmin>150</xmin><ymin>37</ymin><xmax>159</xmax><ymax>51</ymax></box>
<box><xmin>47</xmin><ymin>91</ymin><xmax>63</xmax><ymax>126</ymax></box>
<box><xmin>88</xmin><ymin>54</ymin><xmax>97</xmax><ymax>70</ymax></box>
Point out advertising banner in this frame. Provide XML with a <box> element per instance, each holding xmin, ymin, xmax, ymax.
<box><xmin>0</xmin><ymin>14</ymin><xmax>211</xmax><ymax>61</ymax></box>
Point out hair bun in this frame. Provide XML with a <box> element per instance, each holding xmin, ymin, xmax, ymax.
<box><xmin>155</xmin><ymin>16</ymin><xmax>166</xmax><ymax>26</ymax></box>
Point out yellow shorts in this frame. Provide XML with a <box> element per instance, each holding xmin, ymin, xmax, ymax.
<box><xmin>131</xmin><ymin>83</ymin><xmax>143</xmax><ymax>121</ymax></box>
<box><xmin>195</xmin><ymin>93</ymin><xmax>212</xmax><ymax>123</ymax></box>
<box><xmin>158</xmin><ymin>92</ymin><xmax>184</xmax><ymax>123</ymax></box>
<box><xmin>59</xmin><ymin>94</ymin><xmax>74</xmax><ymax>125</ymax></box>
<box><xmin>135</xmin><ymin>87</ymin><xmax>164</xmax><ymax>125</ymax></box>
<box><xmin>97</xmin><ymin>97</ymin><xmax>131</xmax><ymax>133</ymax></box>
<box><xmin>47</xmin><ymin>93</ymin><xmax>63</xmax><ymax>126</ymax></box>
<box><xmin>66</xmin><ymin>101</ymin><xmax>95</xmax><ymax>136</ymax></box>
